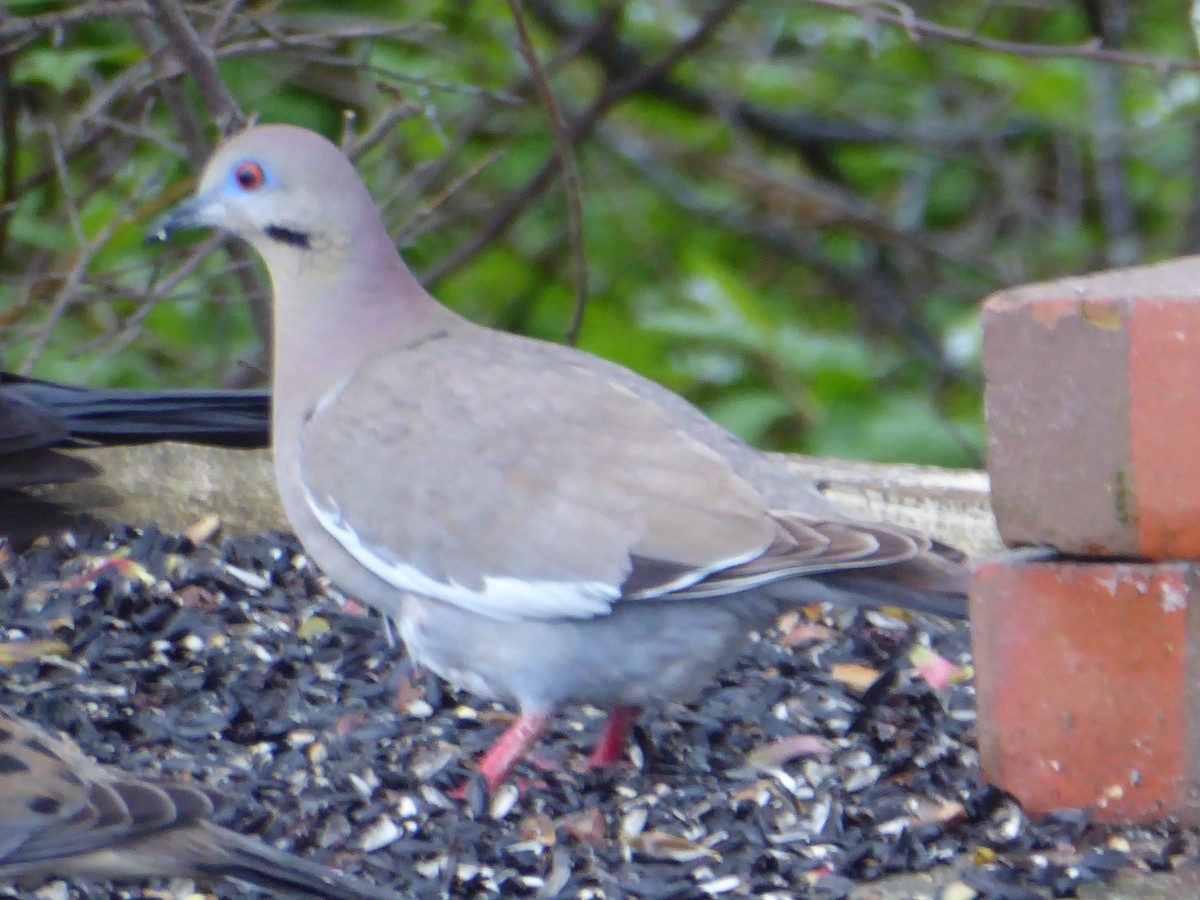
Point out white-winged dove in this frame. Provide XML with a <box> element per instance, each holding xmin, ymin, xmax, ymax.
<box><xmin>0</xmin><ymin>708</ymin><xmax>394</xmax><ymax>898</ymax></box>
<box><xmin>149</xmin><ymin>124</ymin><xmax>969</xmax><ymax>796</ymax></box>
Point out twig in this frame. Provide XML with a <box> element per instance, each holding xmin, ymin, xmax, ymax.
<box><xmin>597</xmin><ymin>125</ymin><xmax>959</xmax><ymax>374</ymax></box>
<box><xmin>99</xmin><ymin>235</ymin><xmax>232</xmax><ymax>373</ymax></box>
<box><xmin>0</xmin><ymin>55</ymin><xmax>15</xmax><ymax>261</ymax></box>
<box><xmin>523</xmin><ymin>0</ymin><xmax>900</xmax><ymax>184</ymax></box>
<box><xmin>229</xmin><ymin>46</ymin><xmax>520</xmax><ymax>103</ymax></box>
<box><xmin>145</xmin><ymin>0</ymin><xmax>243</xmax><ymax>130</ymax></box>
<box><xmin>505</xmin><ymin>0</ymin><xmax>589</xmax><ymax>345</ymax></box>
<box><xmin>348</xmin><ymin>98</ymin><xmax>423</xmax><ymax>161</ymax></box>
<box><xmin>17</xmin><ymin>162</ymin><xmax>137</xmax><ymax>372</ymax></box>
<box><xmin>205</xmin><ymin>0</ymin><xmax>249</xmax><ymax>45</ymax></box>
<box><xmin>0</xmin><ymin>1</ymin><xmax>150</xmax><ymax>42</ymax></box>
<box><xmin>138</xmin><ymin>5</ymin><xmax>272</xmax><ymax>354</ymax></box>
<box><xmin>399</xmin><ymin>148</ymin><xmax>508</xmax><ymax>244</ymax></box>
<box><xmin>1088</xmin><ymin>49</ymin><xmax>1139</xmax><ymax>266</ymax></box>
<box><xmin>425</xmin><ymin>0</ymin><xmax>747</xmax><ymax>286</ymax></box>
<box><xmin>803</xmin><ymin>0</ymin><xmax>1200</xmax><ymax>73</ymax></box>
<box><xmin>44</xmin><ymin>126</ymin><xmax>84</xmax><ymax>246</ymax></box>
<box><xmin>131</xmin><ymin>18</ymin><xmax>208</xmax><ymax>165</ymax></box>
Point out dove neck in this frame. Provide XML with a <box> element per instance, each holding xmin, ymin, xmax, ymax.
<box><xmin>270</xmin><ymin>242</ymin><xmax>456</xmax><ymax>411</ymax></box>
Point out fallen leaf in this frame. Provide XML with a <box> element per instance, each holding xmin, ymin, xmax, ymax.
<box><xmin>519</xmin><ymin>812</ymin><xmax>558</xmax><ymax>847</ymax></box>
<box><xmin>174</xmin><ymin>584</ymin><xmax>218</xmax><ymax>609</ymax></box>
<box><xmin>909</xmin><ymin>797</ymin><xmax>967</xmax><ymax>828</ymax></box>
<box><xmin>972</xmin><ymin>846</ymin><xmax>997</xmax><ymax>865</ymax></box>
<box><xmin>829</xmin><ymin>662</ymin><xmax>881</xmax><ymax>692</ymax></box>
<box><xmin>182</xmin><ymin>512</ymin><xmax>221</xmax><ymax>544</ymax></box>
<box><xmin>909</xmin><ymin>645</ymin><xmax>966</xmax><ymax>691</ymax></box>
<box><xmin>624</xmin><ymin>830</ymin><xmax>719</xmax><ymax>862</ymax></box>
<box><xmin>392</xmin><ymin>673</ymin><xmax>426</xmax><ymax>712</ymax></box>
<box><xmin>559</xmin><ymin>808</ymin><xmax>607</xmax><ymax>847</ymax></box>
<box><xmin>780</xmin><ymin>621</ymin><xmax>839</xmax><ymax>647</ymax></box>
<box><xmin>745</xmin><ymin>734</ymin><xmax>835</xmax><ymax>769</ymax></box>
<box><xmin>297</xmin><ymin>615</ymin><xmax>331</xmax><ymax>639</ymax></box>
<box><xmin>64</xmin><ymin>548</ymin><xmax>155</xmax><ymax>589</ymax></box>
<box><xmin>0</xmin><ymin>640</ymin><xmax>70</xmax><ymax>666</ymax></box>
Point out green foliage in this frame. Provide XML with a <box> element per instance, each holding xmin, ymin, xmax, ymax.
<box><xmin>4</xmin><ymin>1</ymin><xmax>1198</xmax><ymax>469</ymax></box>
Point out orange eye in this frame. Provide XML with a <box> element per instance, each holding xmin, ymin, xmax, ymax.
<box><xmin>234</xmin><ymin>162</ymin><xmax>265</xmax><ymax>191</ymax></box>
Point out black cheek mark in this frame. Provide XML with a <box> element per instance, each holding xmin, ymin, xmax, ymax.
<box><xmin>265</xmin><ymin>225</ymin><xmax>311</xmax><ymax>249</ymax></box>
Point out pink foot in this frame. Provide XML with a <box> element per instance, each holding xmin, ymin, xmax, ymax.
<box><xmin>585</xmin><ymin>705</ymin><xmax>642</xmax><ymax>770</ymax></box>
<box><xmin>449</xmin><ymin>710</ymin><xmax>552</xmax><ymax>798</ymax></box>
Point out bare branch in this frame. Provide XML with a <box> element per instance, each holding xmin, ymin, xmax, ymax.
<box><xmin>0</xmin><ymin>1</ymin><xmax>149</xmax><ymax>44</ymax></box>
<box><xmin>425</xmin><ymin>0</ymin><xmax>747</xmax><ymax>286</ymax></box>
<box><xmin>0</xmin><ymin>56</ymin><xmax>16</xmax><ymax>261</ymax></box>
<box><xmin>347</xmin><ymin>98</ymin><xmax>423</xmax><ymax>161</ymax></box>
<box><xmin>505</xmin><ymin>0</ymin><xmax>589</xmax><ymax>345</ymax></box>
<box><xmin>131</xmin><ymin>17</ymin><xmax>209</xmax><ymax>165</ymax></box>
<box><xmin>145</xmin><ymin>0</ymin><xmax>244</xmax><ymax>130</ymax></box>
<box><xmin>400</xmin><ymin>148</ymin><xmax>508</xmax><ymax>244</ymax></box>
<box><xmin>803</xmin><ymin>0</ymin><xmax>1200</xmax><ymax>73</ymax></box>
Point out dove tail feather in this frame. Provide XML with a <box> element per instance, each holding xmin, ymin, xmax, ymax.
<box><xmin>766</xmin><ymin>573</ymin><xmax>969</xmax><ymax>621</ymax></box>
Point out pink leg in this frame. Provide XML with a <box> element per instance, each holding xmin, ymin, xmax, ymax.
<box><xmin>585</xmin><ymin>705</ymin><xmax>642</xmax><ymax>770</ymax></box>
<box><xmin>450</xmin><ymin>710</ymin><xmax>552</xmax><ymax>798</ymax></box>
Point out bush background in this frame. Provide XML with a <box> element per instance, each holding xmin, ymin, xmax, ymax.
<box><xmin>3</xmin><ymin>1</ymin><xmax>1198</xmax><ymax>468</ymax></box>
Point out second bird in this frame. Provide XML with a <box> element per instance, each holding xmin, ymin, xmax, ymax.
<box><xmin>150</xmin><ymin>124</ymin><xmax>969</xmax><ymax>797</ymax></box>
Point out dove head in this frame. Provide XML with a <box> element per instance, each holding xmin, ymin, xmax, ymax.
<box><xmin>148</xmin><ymin>123</ymin><xmax>446</xmax><ymax>394</ymax></box>
<box><xmin>149</xmin><ymin>124</ymin><xmax>398</xmax><ymax>279</ymax></box>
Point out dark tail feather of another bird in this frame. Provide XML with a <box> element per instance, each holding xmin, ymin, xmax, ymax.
<box><xmin>1</xmin><ymin>372</ymin><xmax>270</xmax><ymax>451</ymax></box>
<box><xmin>0</xmin><ymin>373</ymin><xmax>270</xmax><ymax>545</ymax></box>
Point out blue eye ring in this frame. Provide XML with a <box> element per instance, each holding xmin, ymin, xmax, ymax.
<box><xmin>234</xmin><ymin>161</ymin><xmax>266</xmax><ymax>191</ymax></box>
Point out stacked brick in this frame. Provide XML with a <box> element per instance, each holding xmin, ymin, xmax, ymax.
<box><xmin>975</xmin><ymin>256</ymin><xmax>1200</xmax><ymax>823</ymax></box>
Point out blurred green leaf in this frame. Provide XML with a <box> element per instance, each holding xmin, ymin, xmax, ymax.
<box><xmin>15</xmin><ymin>48</ymin><xmax>107</xmax><ymax>91</ymax></box>
<box><xmin>706</xmin><ymin>390</ymin><xmax>793</xmax><ymax>446</ymax></box>
<box><xmin>10</xmin><ymin>0</ymin><xmax>1196</xmax><ymax>470</ymax></box>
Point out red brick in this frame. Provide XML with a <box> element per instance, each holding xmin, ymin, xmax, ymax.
<box><xmin>971</xmin><ymin>557</ymin><xmax>1200</xmax><ymax>823</ymax></box>
<box><xmin>982</xmin><ymin>257</ymin><xmax>1200</xmax><ymax>557</ymax></box>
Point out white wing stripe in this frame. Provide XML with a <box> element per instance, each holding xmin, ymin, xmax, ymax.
<box><xmin>302</xmin><ymin>484</ymin><xmax>619</xmax><ymax>621</ymax></box>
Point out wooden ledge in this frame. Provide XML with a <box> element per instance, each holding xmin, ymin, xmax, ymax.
<box><xmin>23</xmin><ymin>444</ymin><xmax>1002</xmax><ymax>557</ymax></box>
